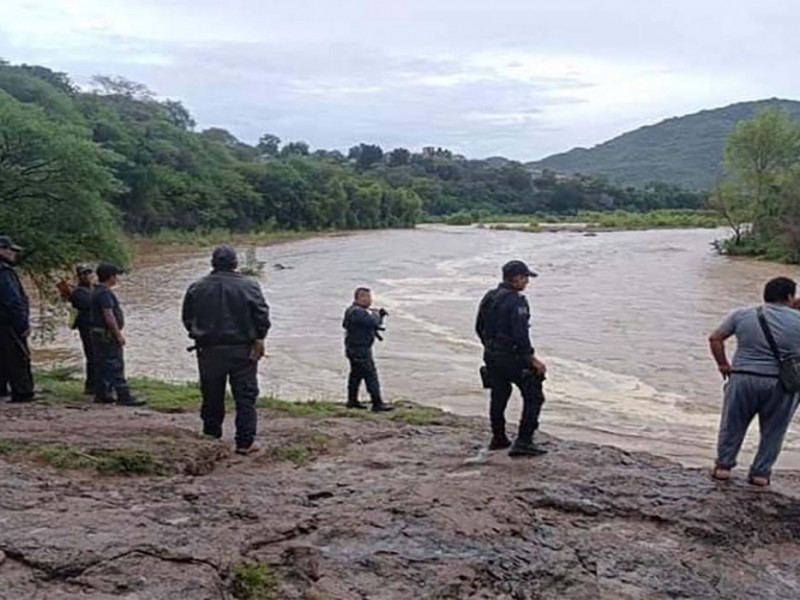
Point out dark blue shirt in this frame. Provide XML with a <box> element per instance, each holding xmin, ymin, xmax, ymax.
<box><xmin>91</xmin><ymin>284</ymin><xmax>124</xmax><ymax>330</ymax></box>
<box><xmin>0</xmin><ymin>258</ymin><xmax>29</xmax><ymax>334</ymax></box>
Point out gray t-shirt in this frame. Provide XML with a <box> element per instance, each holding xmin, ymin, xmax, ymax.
<box><xmin>719</xmin><ymin>304</ymin><xmax>800</xmax><ymax>376</ymax></box>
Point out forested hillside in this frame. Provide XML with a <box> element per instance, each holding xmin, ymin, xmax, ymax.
<box><xmin>531</xmin><ymin>99</ymin><xmax>800</xmax><ymax>189</ymax></box>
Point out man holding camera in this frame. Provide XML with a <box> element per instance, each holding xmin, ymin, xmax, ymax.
<box><xmin>476</xmin><ymin>260</ymin><xmax>547</xmax><ymax>457</ymax></box>
<box><xmin>343</xmin><ymin>287</ymin><xmax>393</xmax><ymax>412</ymax></box>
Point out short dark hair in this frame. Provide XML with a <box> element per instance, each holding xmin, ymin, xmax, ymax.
<box><xmin>764</xmin><ymin>277</ymin><xmax>797</xmax><ymax>303</ymax></box>
<box><xmin>354</xmin><ymin>287</ymin><xmax>371</xmax><ymax>300</ymax></box>
<box><xmin>96</xmin><ymin>262</ymin><xmax>121</xmax><ymax>283</ymax></box>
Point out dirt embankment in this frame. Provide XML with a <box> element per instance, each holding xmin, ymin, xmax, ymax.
<box><xmin>1</xmin><ymin>400</ymin><xmax>799</xmax><ymax>600</ymax></box>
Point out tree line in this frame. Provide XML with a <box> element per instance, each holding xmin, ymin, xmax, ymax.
<box><xmin>0</xmin><ymin>60</ymin><xmax>707</xmax><ymax>276</ymax></box>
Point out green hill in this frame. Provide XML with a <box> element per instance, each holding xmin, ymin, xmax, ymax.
<box><xmin>529</xmin><ymin>99</ymin><xmax>800</xmax><ymax>190</ymax></box>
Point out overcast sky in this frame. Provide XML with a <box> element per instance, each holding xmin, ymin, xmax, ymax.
<box><xmin>2</xmin><ymin>0</ymin><xmax>797</xmax><ymax>160</ymax></box>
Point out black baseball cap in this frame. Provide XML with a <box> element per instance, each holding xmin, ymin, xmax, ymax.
<box><xmin>75</xmin><ymin>264</ymin><xmax>93</xmax><ymax>275</ymax></box>
<box><xmin>0</xmin><ymin>236</ymin><xmax>23</xmax><ymax>252</ymax></box>
<box><xmin>502</xmin><ymin>260</ymin><xmax>538</xmax><ymax>279</ymax></box>
<box><xmin>96</xmin><ymin>262</ymin><xmax>124</xmax><ymax>281</ymax></box>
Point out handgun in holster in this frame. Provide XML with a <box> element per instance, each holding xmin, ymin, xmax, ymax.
<box><xmin>479</xmin><ymin>366</ymin><xmax>493</xmax><ymax>389</ymax></box>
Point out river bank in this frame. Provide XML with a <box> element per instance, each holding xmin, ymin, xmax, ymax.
<box><xmin>34</xmin><ymin>227</ymin><xmax>800</xmax><ymax>471</ymax></box>
<box><xmin>1</xmin><ymin>373</ymin><xmax>798</xmax><ymax>599</ymax></box>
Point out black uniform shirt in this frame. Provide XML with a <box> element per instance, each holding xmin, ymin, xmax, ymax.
<box><xmin>69</xmin><ymin>284</ymin><xmax>94</xmax><ymax>329</ymax></box>
<box><xmin>475</xmin><ymin>282</ymin><xmax>534</xmax><ymax>356</ymax></box>
<box><xmin>0</xmin><ymin>258</ymin><xmax>29</xmax><ymax>334</ymax></box>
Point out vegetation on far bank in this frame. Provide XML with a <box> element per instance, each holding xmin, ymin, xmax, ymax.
<box><xmin>436</xmin><ymin>209</ymin><xmax>725</xmax><ymax>230</ymax></box>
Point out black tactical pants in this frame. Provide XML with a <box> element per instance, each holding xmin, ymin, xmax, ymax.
<box><xmin>0</xmin><ymin>326</ymin><xmax>34</xmax><ymax>402</ymax></box>
<box><xmin>78</xmin><ymin>325</ymin><xmax>96</xmax><ymax>394</ymax></box>
<box><xmin>485</xmin><ymin>354</ymin><xmax>545</xmax><ymax>442</ymax></box>
<box><xmin>197</xmin><ymin>345</ymin><xmax>259</xmax><ymax>449</ymax></box>
<box><xmin>347</xmin><ymin>353</ymin><xmax>382</xmax><ymax>406</ymax></box>
<box><xmin>91</xmin><ymin>331</ymin><xmax>132</xmax><ymax>403</ymax></box>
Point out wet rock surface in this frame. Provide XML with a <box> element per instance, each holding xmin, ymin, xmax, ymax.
<box><xmin>1</xmin><ymin>402</ymin><xmax>799</xmax><ymax>599</ymax></box>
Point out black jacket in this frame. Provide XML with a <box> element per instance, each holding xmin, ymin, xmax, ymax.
<box><xmin>343</xmin><ymin>304</ymin><xmax>384</xmax><ymax>358</ymax></box>
<box><xmin>182</xmin><ymin>270</ymin><xmax>271</xmax><ymax>346</ymax></box>
<box><xmin>475</xmin><ymin>282</ymin><xmax>534</xmax><ymax>357</ymax></box>
<box><xmin>0</xmin><ymin>258</ymin><xmax>29</xmax><ymax>334</ymax></box>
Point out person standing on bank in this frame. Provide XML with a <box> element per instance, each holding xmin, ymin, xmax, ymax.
<box><xmin>343</xmin><ymin>287</ymin><xmax>394</xmax><ymax>412</ymax></box>
<box><xmin>58</xmin><ymin>265</ymin><xmax>96</xmax><ymax>395</ymax></box>
<box><xmin>182</xmin><ymin>246</ymin><xmax>271</xmax><ymax>455</ymax></box>
<box><xmin>90</xmin><ymin>262</ymin><xmax>145</xmax><ymax>407</ymax></box>
<box><xmin>709</xmin><ymin>276</ymin><xmax>800</xmax><ymax>487</ymax></box>
<box><xmin>0</xmin><ymin>235</ymin><xmax>35</xmax><ymax>403</ymax></box>
<box><xmin>476</xmin><ymin>260</ymin><xmax>547</xmax><ymax>456</ymax></box>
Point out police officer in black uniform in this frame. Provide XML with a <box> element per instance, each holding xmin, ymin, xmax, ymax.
<box><xmin>182</xmin><ymin>246</ymin><xmax>271</xmax><ymax>455</ymax></box>
<box><xmin>343</xmin><ymin>287</ymin><xmax>393</xmax><ymax>412</ymax></box>
<box><xmin>90</xmin><ymin>262</ymin><xmax>145</xmax><ymax>407</ymax></box>
<box><xmin>0</xmin><ymin>235</ymin><xmax>35</xmax><ymax>403</ymax></box>
<box><xmin>476</xmin><ymin>260</ymin><xmax>547</xmax><ymax>456</ymax></box>
<box><xmin>61</xmin><ymin>265</ymin><xmax>96</xmax><ymax>394</ymax></box>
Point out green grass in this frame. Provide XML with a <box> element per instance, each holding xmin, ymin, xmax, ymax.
<box><xmin>230</xmin><ymin>561</ymin><xmax>279</xmax><ymax>600</ymax></box>
<box><xmin>270</xmin><ymin>433</ymin><xmax>332</xmax><ymax>466</ymax></box>
<box><xmin>0</xmin><ymin>440</ymin><xmax>169</xmax><ymax>475</ymax></box>
<box><xmin>35</xmin><ymin>369</ymin><xmax>455</xmax><ymax>425</ymax></box>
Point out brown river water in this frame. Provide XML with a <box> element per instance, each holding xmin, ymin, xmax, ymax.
<box><xmin>34</xmin><ymin>226</ymin><xmax>800</xmax><ymax>469</ymax></box>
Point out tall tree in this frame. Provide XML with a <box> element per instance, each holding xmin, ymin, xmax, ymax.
<box><xmin>257</xmin><ymin>133</ymin><xmax>281</xmax><ymax>157</ymax></box>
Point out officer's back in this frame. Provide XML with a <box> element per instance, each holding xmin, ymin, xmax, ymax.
<box><xmin>476</xmin><ymin>280</ymin><xmax>533</xmax><ymax>360</ymax></box>
<box><xmin>182</xmin><ymin>251</ymin><xmax>270</xmax><ymax>346</ymax></box>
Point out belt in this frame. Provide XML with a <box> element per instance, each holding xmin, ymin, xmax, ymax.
<box><xmin>730</xmin><ymin>370</ymin><xmax>779</xmax><ymax>379</ymax></box>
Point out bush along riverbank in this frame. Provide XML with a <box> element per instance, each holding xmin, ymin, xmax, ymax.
<box><xmin>0</xmin><ymin>370</ymin><xmax>798</xmax><ymax>599</ymax></box>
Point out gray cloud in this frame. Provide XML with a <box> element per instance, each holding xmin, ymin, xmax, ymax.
<box><xmin>2</xmin><ymin>0</ymin><xmax>800</xmax><ymax>159</ymax></box>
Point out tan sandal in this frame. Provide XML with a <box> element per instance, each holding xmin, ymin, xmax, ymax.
<box><xmin>711</xmin><ymin>466</ymin><xmax>731</xmax><ymax>481</ymax></box>
<box><xmin>748</xmin><ymin>475</ymin><xmax>770</xmax><ymax>487</ymax></box>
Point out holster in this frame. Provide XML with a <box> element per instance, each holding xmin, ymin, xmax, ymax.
<box><xmin>479</xmin><ymin>366</ymin><xmax>493</xmax><ymax>389</ymax></box>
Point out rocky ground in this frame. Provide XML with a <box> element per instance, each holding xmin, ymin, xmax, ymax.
<box><xmin>1</xmin><ymin>391</ymin><xmax>799</xmax><ymax>600</ymax></box>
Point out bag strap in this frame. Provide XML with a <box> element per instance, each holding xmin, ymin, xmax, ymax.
<box><xmin>756</xmin><ymin>306</ymin><xmax>783</xmax><ymax>363</ymax></box>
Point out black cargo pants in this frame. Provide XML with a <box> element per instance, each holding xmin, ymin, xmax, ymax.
<box><xmin>78</xmin><ymin>324</ymin><xmax>96</xmax><ymax>394</ymax></box>
<box><xmin>0</xmin><ymin>326</ymin><xmax>34</xmax><ymax>402</ymax></box>
<box><xmin>347</xmin><ymin>350</ymin><xmax>382</xmax><ymax>406</ymax></box>
<box><xmin>91</xmin><ymin>330</ymin><xmax>132</xmax><ymax>403</ymax></box>
<box><xmin>197</xmin><ymin>345</ymin><xmax>259</xmax><ymax>449</ymax></box>
<box><xmin>485</xmin><ymin>353</ymin><xmax>545</xmax><ymax>442</ymax></box>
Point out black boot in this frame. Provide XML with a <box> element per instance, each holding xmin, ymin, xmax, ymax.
<box><xmin>508</xmin><ymin>438</ymin><xmax>548</xmax><ymax>457</ymax></box>
<box><xmin>488</xmin><ymin>434</ymin><xmax>512</xmax><ymax>451</ymax></box>
<box><xmin>346</xmin><ymin>400</ymin><xmax>368</xmax><ymax>410</ymax></box>
<box><xmin>116</xmin><ymin>388</ymin><xmax>146</xmax><ymax>407</ymax></box>
<box><xmin>371</xmin><ymin>401</ymin><xmax>394</xmax><ymax>413</ymax></box>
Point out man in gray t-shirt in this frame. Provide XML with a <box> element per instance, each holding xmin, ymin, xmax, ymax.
<box><xmin>709</xmin><ymin>277</ymin><xmax>800</xmax><ymax>486</ymax></box>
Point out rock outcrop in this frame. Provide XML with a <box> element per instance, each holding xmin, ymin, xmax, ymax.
<box><xmin>1</xmin><ymin>401</ymin><xmax>798</xmax><ymax>599</ymax></box>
